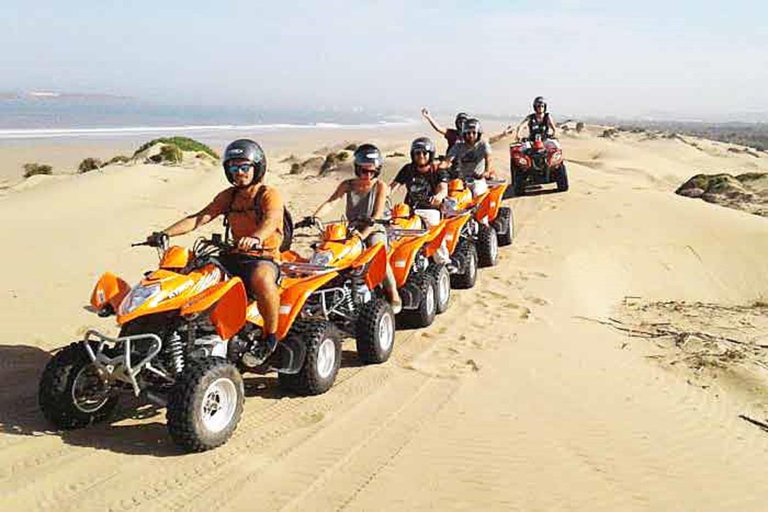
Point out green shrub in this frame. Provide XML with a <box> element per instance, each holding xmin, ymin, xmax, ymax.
<box><xmin>23</xmin><ymin>163</ymin><xmax>53</xmax><ymax>178</ymax></box>
<box><xmin>133</xmin><ymin>137</ymin><xmax>218</xmax><ymax>159</ymax></box>
<box><xmin>344</xmin><ymin>143</ymin><xmax>358</xmax><ymax>151</ymax></box>
<box><xmin>290</xmin><ymin>163</ymin><xmax>302</xmax><ymax>174</ymax></box>
<box><xmin>108</xmin><ymin>155</ymin><xmax>130</xmax><ymax>165</ymax></box>
<box><xmin>78</xmin><ymin>157</ymin><xmax>103</xmax><ymax>173</ymax></box>
<box><xmin>576</xmin><ymin>122</ymin><xmax>585</xmax><ymax>133</ymax></box>
<box><xmin>387</xmin><ymin>152</ymin><xmax>406</xmax><ymax>158</ymax></box>
<box><xmin>320</xmin><ymin>153</ymin><xmax>339</xmax><ymax>175</ymax></box>
<box><xmin>336</xmin><ymin>151</ymin><xmax>349</xmax><ymax>161</ymax></box>
<box><xmin>157</xmin><ymin>144</ymin><xmax>183</xmax><ymax>164</ymax></box>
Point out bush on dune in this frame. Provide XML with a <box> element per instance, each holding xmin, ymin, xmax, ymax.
<box><xmin>23</xmin><ymin>163</ymin><xmax>53</xmax><ymax>178</ymax></box>
<box><xmin>133</xmin><ymin>137</ymin><xmax>218</xmax><ymax>159</ymax></box>
<box><xmin>78</xmin><ymin>157</ymin><xmax>103</xmax><ymax>173</ymax></box>
<box><xmin>108</xmin><ymin>155</ymin><xmax>130</xmax><ymax>165</ymax></box>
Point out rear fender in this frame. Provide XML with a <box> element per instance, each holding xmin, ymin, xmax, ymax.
<box><xmin>443</xmin><ymin>215</ymin><xmax>471</xmax><ymax>254</ymax></box>
<box><xmin>181</xmin><ymin>278</ymin><xmax>248</xmax><ymax>340</ymax></box>
<box><xmin>90</xmin><ymin>272</ymin><xmax>130</xmax><ymax>313</ymax></box>
<box><xmin>276</xmin><ymin>271</ymin><xmax>339</xmax><ymax>340</ymax></box>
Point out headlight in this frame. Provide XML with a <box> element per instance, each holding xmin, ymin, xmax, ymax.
<box><xmin>118</xmin><ymin>283</ymin><xmax>160</xmax><ymax>315</ymax></box>
<box><xmin>310</xmin><ymin>250</ymin><xmax>334</xmax><ymax>267</ymax></box>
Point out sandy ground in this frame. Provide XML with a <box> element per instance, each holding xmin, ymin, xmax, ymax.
<box><xmin>1</xmin><ymin>125</ymin><xmax>768</xmax><ymax>511</ymax></box>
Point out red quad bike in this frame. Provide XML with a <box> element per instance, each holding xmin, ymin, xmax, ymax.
<box><xmin>509</xmin><ymin>135</ymin><xmax>568</xmax><ymax>196</ymax></box>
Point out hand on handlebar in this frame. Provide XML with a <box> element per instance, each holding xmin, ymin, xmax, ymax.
<box><xmin>237</xmin><ymin>236</ymin><xmax>262</xmax><ymax>252</ymax></box>
<box><xmin>134</xmin><ymin>231</ymin><xmax>169</xmax><ymax>248</ymax></box>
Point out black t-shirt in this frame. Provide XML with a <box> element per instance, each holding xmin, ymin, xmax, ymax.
<box><xmin>527</xmin><ymin>113</ymin><xmax>551</xmax><ymax>140</ymax></box>
<box><xmin>393</xmin><ymin>163</ymin><xmax>449</xmax><ymax>209</ymax></box>
<box><xmin>444</xmin><ymin>129</ymin><xmax>460</xmax><ymax>152</ymax></box>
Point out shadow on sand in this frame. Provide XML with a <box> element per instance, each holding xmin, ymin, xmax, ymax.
<box><xmin>0</xmin><ymin>342</ymin><xmax>367</xmax><ymax>457</ymax></box>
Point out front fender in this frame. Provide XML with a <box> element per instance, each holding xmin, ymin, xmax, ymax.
<box><xmin>390</xmin><ymin>236</ymin><xmax>430</xmax><ymax>288</ymax></box>
<box><xmin>476</xmin><ymin>185</ymin><xmax>507</xmax><ymax>224</ymax></box>
<box><xmin>181</xmin><ymin>278</ymin><xmax>248</xmax><ymax>340</ymax></box>
<box><xmin>276</xmin><ymin>271</ymin><xmax>339</xmax><ymax>340</ymax></box>
<box><xmin>90</xmin><ymin>272</ymin><xmax>130</xmax><ymax>313</ymax></box>
<box><xmin>442</xmin><ymin>214</ymin><xmax>471</xmax><ymax>254</ymax></box>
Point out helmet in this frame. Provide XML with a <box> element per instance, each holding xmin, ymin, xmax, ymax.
<box><xmin>533</xmin><ymin>96</ymin><xmax>547</xmax><ymax>111</ymax></box>
<box><xmin>455</xmin><ymin>112</ymin><xmax>469</xmax><ymax>130</ymax></box>
<box><xmin>353</xmin><ymin>143</ymin><xmax>383</xmax><ymax>177</ymax></box>
<box><xmin>222</xmin><ymin>139</ymin><xmax>267</xmax><ymax>186</ymax></box>
<box><xmin>410</xmin><ymin>137</ymin><xmax>435</xmax><ymax>163</ymax></box>
<box><xmin>461</xmin><ymin>118</ymin><xmax>483</xmax><ymax>139</ymax></box>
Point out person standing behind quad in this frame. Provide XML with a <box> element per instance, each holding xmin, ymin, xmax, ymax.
<box><xmin>151</xmin><ymin>139</ymin><xmax>283</xmax><ymax>366</ymax></box>
<box><xmin>421</xmin><ymin>108</ymin><xmax>468</xmax><ymax>153</ymax></box>
<box><xmin>440</xmin><ymin>118</ymin><xmax>495</xmax><ymax>196</ymax></box>
<box><xmin>509</xmin><ymin>96</ymin><xmax>557</xmax><ymax>141</ymax></box>
<box><xmin>309</xmin><ymin>144</ymin><xmax>402</xmax><ymax>313</ymax></box>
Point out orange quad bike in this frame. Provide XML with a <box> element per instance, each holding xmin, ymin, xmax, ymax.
<box><xmin>383</xmin><ymin>203</ymin><xmax>450</xmax><ymax>326</ymax></box>
<box><xmin>444</xmin><ymin>176</ymin><xmax>514</xmax><ymax>270</ymax></box>
<box><xmin>38</xmin><ymin>232</ymin><xmax>388</xmax><ymax>453</ymax></box>
<box><xmin>286</xmin><ymin>217</ymin><xmax>396</xmax><ymax>365</ymax></box>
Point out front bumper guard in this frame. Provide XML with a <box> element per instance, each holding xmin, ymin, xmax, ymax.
<box><xmin>82</xmin><ymin>329</ymin><xmax>164</xmax><ymax>396</ymax></box>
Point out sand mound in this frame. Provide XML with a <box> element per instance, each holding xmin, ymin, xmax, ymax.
<box><xmin>676</xmin><ymin>172</ymin><xmax>768</xmax><ymax>216</ymax></box>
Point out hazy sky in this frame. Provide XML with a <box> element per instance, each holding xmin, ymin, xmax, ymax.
<box><xmin>2</xmin><ymin>0</ymin><xmax>766</xmax><ymax>118</ymax></box>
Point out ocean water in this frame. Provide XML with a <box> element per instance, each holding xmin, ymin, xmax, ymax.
<box><xmin>0</xmin><ymin>99</ymin><xmax>416</xmax><ymax>141</ymax></box>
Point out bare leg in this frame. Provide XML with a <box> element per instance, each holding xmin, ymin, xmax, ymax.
<box><xmin>249</xmin><ymin>264</ymin><xmax>279</xmax><ymax>335</ymax></box>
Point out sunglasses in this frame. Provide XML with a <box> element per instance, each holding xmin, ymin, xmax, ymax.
<box><xmin>463</xmin><ymin>131</ymin><xmax>478</xmax><ymax>137</ymax></box>
<box><xmin>412</xmin><ymin>150</ymin><xmax>429</xmax><ymax>156</ymax></box>
<box><xmin>226</xmin><ymin>163</ymin><xmax>254</xmax><ymax>174</ymax></box>
<box><xmin>359</xmin><ymin>168</ymin><xmax>378</xmax><ymax>175</ymax></box>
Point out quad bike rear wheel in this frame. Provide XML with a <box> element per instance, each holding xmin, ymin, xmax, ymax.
<box><xmin>356</xmin><ymin>297</ymin><xmax>396</xmax><ymax>364</ymax></box>
<box><xmin>477</xmin><ymin>224</ymin><xmax>499</xmax><ymax>268</ymax></box>
<box><xmin>167</xmin><ymin>357</ymin><xmax>244</xmax><ymax>453</ymax></box>
<box><xmin>38</xmin><ymin>342</ymin><xmax>119</xmax><ymax>429</ymax></box>
<box><xmin>512</xmin><ymin>168</ymin><xmax>526</xmax><ymax>197</ymax></box>
<box><xmin>450</xmin><ymin>241</ymin><xmax>478</xmax><ymax>289</ymax></box>
<box><xmin>556</xmin><ymin>164</ymin><xmax>569</xmax><ymax>192</ymax></box>
<box><xmin>278</xmin><ymin>321</ymin><xmax>341</xmax><ymax>395</ymax></box>
<box><xmin>494</xmin><ymin>207</ymin><xmax>514</xmax><ymax>247</ymax></box>
<box><xmin>428</xmin><ymin>263</ymin><xmax>451</xmax><ymax>314</ymax></box>
<box><xmin>397</xmin><ymin>272</ymin><xmax>438</xmax><ymax>329</ymax></box>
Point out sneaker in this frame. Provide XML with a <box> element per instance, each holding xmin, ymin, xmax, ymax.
<box><xmin>242</xmin><ymin>333</ymin><xmax>278</xmax><ymax>368</ymax></box>
<box><xmin>391</xmin><ymin>298</ymin><xmax>403</xmax><ymax>315</ymax></box>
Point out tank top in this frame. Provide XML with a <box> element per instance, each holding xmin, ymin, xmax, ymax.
<box><xmin>527</xmin><ymin>113</ymin><xmax>550</xmax><ymax>139</ymax></box>
<box><xmin>345</xmin><ymin>181</ymin><xmax>379</xmax><ymax>229</ymax></box>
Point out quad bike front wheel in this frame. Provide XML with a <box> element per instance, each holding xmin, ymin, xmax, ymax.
<box><xmin>477</xmin><ymin>224</ymin><xmax>499</xmax><ymax>268</ymax></box>
<box><xmin>356</xmin><ymin>297</ymin><xmax>396</xmax><ymax>364</ymax></box>
<box><xmin>38</xmin><ymin>342</ymin><xmax>119</xmax><ymax>429</ymax></box>
<box><xmin>397</xmin><ymin>272</ymin><xmax>438</xmax><ymax>329</ymax></box>
<box><xmin>450</xmin><ymin>241</ymin><xmax>478</xmax><ymax>290</ymax></box>
<box><xmin>167</xmin><ymin>357</ymin><xmax>244</xmax><ymax>453</ymax></box>
<box><xmin>511</xmin><ymin>168</ymin><xmax>526</xmax><ymax>197</ymax></box>
<box><xmin>494</xmin><ymin>207</ymin><xmax>514</xmax><ymax>247</ymax></box>
<box><xmin>278</xmin><ymin>321</ymin><xmax>341</xmax><ymax>395</ymax></box>
<box><xmin>429</xmin><ymin>263</ymin><xmax>452</xmax><ymax>314</ymax></box>
<box><xmin>556</xmin><ymin>164</ymin><xmax>569</xmax><ymax>192</ymax></box>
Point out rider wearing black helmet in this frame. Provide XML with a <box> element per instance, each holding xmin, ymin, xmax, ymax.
<box><xmin>509</xmin><ymin>96</ymin><xmax>557</xmax><ymax>141</ymax></box>
<box><xmin>150</xmin><ymin>139</ymin><xmax>284</xmax><ymax>365</ymax></box>
<box><xmin>309</xmin><ymin>143</ymin><xmax>402</xmax><ymax>313</ymax></box>
<box><xmin>440</xmin><ymin>118</ymin><xmax>495</xmax><ymax>190</ymax></box>
<box><xmin>390</xmin><ymin>137</ymin><xmax>449</xmax><ymax>210</ymax></box>
<box><xmin>421</xmin><ymin>107</ymin><xmax>468</xmax><ymax>152</ymax></box>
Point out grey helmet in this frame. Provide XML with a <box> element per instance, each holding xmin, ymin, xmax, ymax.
<box><xmin>533</xmin><ymin>96</ymin><xmax>547</xmax><ymax>111</ymax></box>
<box><xmin>410</xmin><ymin>137</ymin><xmax>436</xmax><ymax>163</ymax></box>
<box><xmin>222</xmin><ymin>139</ymin><xmax>267</xmax><ymax>186</ymax></box>
<box><xmin>455</xmin><ymin>112</ymin><xmax>469</xmax><ymax>131</ymax></box>
<box><xmin>353</xmin><ymin>143</ymin><xmax>383</xmax><ymax>177</ymax></box>
<box><xmin>461</xmin><ymin>118</ymin><xmax>483</xmax><ymax>140</ymax></box>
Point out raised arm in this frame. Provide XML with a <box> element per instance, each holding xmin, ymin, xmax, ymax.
<box><xmin>421</xmin><ymin>107</ymin><xmax>447</xmax><ymax>136</ymax></box>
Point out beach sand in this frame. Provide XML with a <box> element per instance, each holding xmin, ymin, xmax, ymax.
<box><xmin>1</xmin><ymin>123</ymin><xmax>768</xmax><ymax>511</ymax></box>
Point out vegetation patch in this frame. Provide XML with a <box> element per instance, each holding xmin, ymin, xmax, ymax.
<box><xmin>676</xmin><ymin>172</ymin><xmax>768</xmax><ymax>217</ymax></box>
<box><xmin>133</xmin><ymin>137</ymin><xmax>218</xmax><ymax>159</ymax></box>
<box><xmin>23</xmin><ymin>163</ymin><xmax>53</xmax><ymax>178</ymax></box>
<box><xmin>78</xmin><ymin>157</ymin><xmax>103</xmax><ymax>173</ymax></box>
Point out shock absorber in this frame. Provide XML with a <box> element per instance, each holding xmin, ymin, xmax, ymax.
<box><xmin>167</xmin><ymin>332</ymin><xmax>185</xmax><ymax>375</ymax></box>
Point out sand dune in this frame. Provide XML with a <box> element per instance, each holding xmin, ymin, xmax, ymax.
<box><xmin>1</xmin><ymin>126</ymin><xmax>768</xmax><ymax>511</ymax></box>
